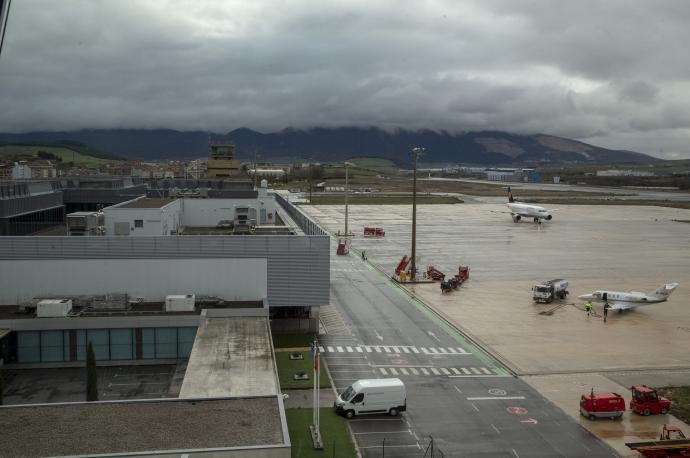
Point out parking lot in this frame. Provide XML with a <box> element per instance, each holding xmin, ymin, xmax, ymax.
<box><xmin>2</xmin><ymin>364</ymin><xmax>177</xmax><ymax>405</ymax></box>
<box><xmin>307</xmin><ymin>203</ymin><xmax>690</xmax><ymax>375</ymax></box>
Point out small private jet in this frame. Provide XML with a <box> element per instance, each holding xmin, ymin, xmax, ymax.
<box><xmin>498</xmin><ymin>187</ymin><xmax>558</xmax><ymax>223</ymax></box>
<box><xmin>578</xmin><ymin>283</ymin><xmax>679</xmax><ymax>311</ymax></box>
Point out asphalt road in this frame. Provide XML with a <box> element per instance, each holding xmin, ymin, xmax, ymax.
<box><xmin>324</xmin><ymin>248</ymin><xmax>617</xmax><ymax>457</ymax></box>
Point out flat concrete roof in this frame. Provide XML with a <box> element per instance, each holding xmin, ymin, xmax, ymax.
<box><xmin>0</xmin><ymin>397</ymin><xmax>285</xmax><ymax>456</ymax></box>
<box><xmin>180</xmin><ymin>317</ymin><xmax>278</xmax><ymax>398</ymax></box>
<box><xmin>117</xmin><ymin>197</ymin><xmax>177</xmax><ymax>209</ymax></box>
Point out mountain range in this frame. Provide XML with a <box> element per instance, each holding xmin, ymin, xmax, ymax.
<box><xmin>0</xmin><ymin>127</ymin><xmax>656</xmax><ymax>165</ymax></box>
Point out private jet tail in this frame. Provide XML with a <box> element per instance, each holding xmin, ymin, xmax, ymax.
<box><xmin>507</xmin><ymin>186</ymin><xmax>515</xmax><ymax>203</ymax></box>
<box><xmin>650</xmin><ymin>283</ymin><xmax>679</xmax><ymax>299</ymax></box>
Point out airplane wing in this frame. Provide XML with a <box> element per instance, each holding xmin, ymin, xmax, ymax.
<box><xmin>607</xmin><ymin>301</ymin><xmax>637</xmax><ymax>311</ymax></box>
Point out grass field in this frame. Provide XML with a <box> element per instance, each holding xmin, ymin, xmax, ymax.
<box><xmin>273</xmin><ymin>333</ymin><xmax>318</xmax><ymax>349</ymax></box>
<box><xmin>303</xmin><ymin>195</ymin><xmax>460</xmax><ymax>205</ymax></box>
<box><xmin>275</xmin><ymin>350</ymin><xmax>330</xmax><ymax>389</ymax></box>
<box><xmin>0</xmin><ymin>145</ymin><xmax>120</xmax><ymax>166</ymax></box>
<box><xmin>657</xmin><ymin>386</ymin><xmax>690</xmax><ymax>424</ymax></box>
<box><xmin>286</xmin><ymin>408</ymin><xmax>357</xmax><ymax>458</ymax></box>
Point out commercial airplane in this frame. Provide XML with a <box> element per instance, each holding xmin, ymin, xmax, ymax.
<box><xmin>501</xmin><ymin>187</ymin><xmax>558</xmax><ymax>223</ymax></box>
<box><xmin>578</xmin><ymin>283</ymin><xmax>679</xmax><ymax>311</ymax></box>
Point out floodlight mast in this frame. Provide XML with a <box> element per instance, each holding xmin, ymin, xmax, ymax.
<box><xmin>410</xmin><ymin>147</ymin><xmax>424</xmax><ymax>281</ymax></box>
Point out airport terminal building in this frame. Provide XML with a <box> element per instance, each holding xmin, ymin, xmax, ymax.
<box><xmin>0</xmin><ymin>184</ymin><xmax>330</xmax><ymax>365</ymax></box>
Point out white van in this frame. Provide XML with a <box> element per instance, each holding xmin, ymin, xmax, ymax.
<box><xmin>334</xmin><ymin>378</ymin><xmax>406</xmax><ymax>418</ymax></box>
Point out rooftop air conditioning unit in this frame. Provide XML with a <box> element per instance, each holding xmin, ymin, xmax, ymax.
<box><xmin>36</xmin><ymin>299</ymin><xmax>73</xmax><ymax>318</ymax></box>
<box><xmin>165</xmin><ymin>294</ymin><xmax>195</xmax><ymax>312</ymax></box>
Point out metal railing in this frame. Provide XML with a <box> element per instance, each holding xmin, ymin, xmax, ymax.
<box><xmin>274</xmin><ymin>192</ymin><xmax>329</xmax><ymax>236</ymax></box>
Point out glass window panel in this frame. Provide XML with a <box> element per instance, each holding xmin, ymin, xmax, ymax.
<box><xmin>177</xmin><ymin>327</ymin><xmax>197</xmax><ymax>357</ymax></box>
<box><xmin>87</xmin><ymin>329</ymin><xmax>110</xmax><ymax>360</ymax></box>
<box><xmin>17</xmin><ymin>331</ymin><xmax>40</xmax><ymax>363</ymax></box>
<box><xmin>76</xmin><ymin>330</ymin><xmax>86</xmax><ymax>361</ymax></box>
<box><xmin>155</xmin><ymin>328</ymin><xmax>177</xmax><ymax>359</ymax></box>
<box><xmin>110</xmin><ymin>328</ymin><xmax>133</xmax><ymax>360</ymax></box>
<box><xmin>41</xmin><ymin>330</ymin><xmax>64</xmax><ymax>362</ymax></box>
<box><xmin>142</xmin><ymin>328</ymin><xmax>155</xmax><ymax>359</ymax></box>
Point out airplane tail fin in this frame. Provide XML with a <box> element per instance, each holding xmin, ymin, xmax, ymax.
<box><xmin>650</xmin><ymin>283</ymin><xmax>679</xmax><ymax>299</ymax></box>
<box><xmin>507</xmin><ymin>186</ymin><xmax>515</xmax><ymax>203</ymax></box>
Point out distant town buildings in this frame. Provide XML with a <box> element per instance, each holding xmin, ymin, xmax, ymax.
<box><xmin>596</xmin><ymin>169</ymin><xmax>654</xmax><ymax>177</ymax></box>
<box><xmin>486</xmin><ymin>168</ymin><xmax>542</xmax><ymax>182</ymax></box>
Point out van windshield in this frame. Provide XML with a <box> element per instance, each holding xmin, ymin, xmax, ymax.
<box><xmin>340</xmin><ymin>386</ymin><xmax>355</xmax><ymax>401</ymax></box>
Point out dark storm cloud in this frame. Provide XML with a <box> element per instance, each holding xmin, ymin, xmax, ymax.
<box><xmin>0</xmin><ymin>0</ymin><xmax>689</xmax><ymax>158</ymax></box>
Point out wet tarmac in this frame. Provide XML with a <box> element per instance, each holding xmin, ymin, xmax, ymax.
<box><xmin>305</xmin><ymin>203</ymin><xmax>690</xmax><ymax>375</ymax></box>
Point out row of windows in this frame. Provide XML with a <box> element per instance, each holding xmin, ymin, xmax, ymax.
<box><xmin>16</xmin><ymin>327</ymin><xmax>197</xmax><ymax>363</ymax></box>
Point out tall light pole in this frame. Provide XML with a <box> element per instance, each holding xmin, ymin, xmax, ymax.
<box><xmin>344</xmin><ymin>161</ymin><xmax>353</xmax><ymax>235</ymax></box>
<box><xmin>410</xmin><ymin>147</ymin><xmax>424</xmax><ymax>281</ymax></box>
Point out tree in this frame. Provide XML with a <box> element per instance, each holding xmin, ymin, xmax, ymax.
<box><xmin>86</xmin><ymin>342</ymin><xmax>98</xmax><ymax>401</ymax></box>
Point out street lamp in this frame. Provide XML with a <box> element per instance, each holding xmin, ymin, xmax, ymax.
<box><xmin>410</xmin><ymin>147</ymin><xmax>424</xmax><ymax>281</ymax></box>
<box><xmin>344</xmin><ymin>161</ymin><xmax>354</xmax><ymax>235</ymax></box>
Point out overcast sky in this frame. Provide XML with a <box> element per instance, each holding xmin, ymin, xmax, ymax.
<box><xmin>1</xmin><ymin>1</ymin><xmax>690</xmax><ymax>159</ymax></box>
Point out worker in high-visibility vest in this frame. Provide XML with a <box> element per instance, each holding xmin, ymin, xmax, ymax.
<box><xmin>585</xmin><ymin>300</ymin><xmax>593</xmax><ymax>318</ymax></box>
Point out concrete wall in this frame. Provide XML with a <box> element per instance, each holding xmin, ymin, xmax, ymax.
<box><xmin>0</xmin><ymin>236</ymin><xmax>329</xmax><ymax>308</ymax></box>
<box><xmin>104</xmin><ymin>200</ymin><xmax>181</xmax><ymax>236</ymax></box>
<box><xmin>0</xmin><ymin>258</ymin><xmax>267</xmax><ymax>304</ymax></box>
<box><xmin>180</xmin><ymin>197</ymin><xmax>278</xmax><ymax>227</ymax></box>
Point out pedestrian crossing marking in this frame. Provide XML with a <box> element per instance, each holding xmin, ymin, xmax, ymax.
<box><xmin>374</xmin><ymin>366</ymin><xmax>498</xmax><ymax>377</ymax></box>
<box><xmin>319</xmin><ymin>346</ymin><xmax>325</xmax><ymax>352</ymax></box>
<box><xmin>321</xmin><ymin>345</ymin><xmax>471</xmax><ymax>355</ymax></box>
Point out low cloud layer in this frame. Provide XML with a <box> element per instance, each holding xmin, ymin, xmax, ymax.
<box><xmin>1</xmin><ymin>0</ymin><xmax>690</xmax><ymax>159</ymax></box>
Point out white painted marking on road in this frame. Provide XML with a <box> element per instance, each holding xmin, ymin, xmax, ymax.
<box><xmin>451</xmin><ymin>368</ymin><xmax>461</xmax><ymax>375</ymax></box>
<box><xmin>411</xmin><ymin>347</ymin><xmax>420</xmax><ymax>353</ymax></box>
<box><xmin>512</xmin><ymin>448</ymin><xmax>520</xmax><ymax>458</ymax></box>
<box><xmin>430</xmin><ymin>368</ymin><xmax>440</xmax><ymax>375</ymax></box>
<box><xmin>374</xmin><ymin>329</ymin><xmax>384</xmax><ymax>341</ymax></box>
<box><xmin>336</xmin><ymin>346</ymin><xmax>344</xmax><ymax>352</ymax></box>
<box><xmin>466</xmin><ymin>396</ymin><xmax>526</xmax><ymax>401</ymax></box>
<box><xmin>410</xmin><ymin>368</ymin><xmax>419</xmax><ymax>375</ymax></box>
<box><xmin>471</xmin><ymin>403</ymin><xmax>479</xmax><ymax>412</ymax></box>
<box><xmin>392</xmin><ymin>346</ymin><xmax>400</xmax><ymax>353</ymax></box>
<box><xmin>440</xmin><ymin>368</ymin><xmax>451</xmax><ymax>375</ymax></box>
<box><xmin>356</xmin><ymin>347</ymin><xmax>363</xmax><ymax>353</ymax></box>
<box><xmin>454</xmin><ymin>386</ymin><xmax>462</xmax><ymax>394</ymax></box>
<box><xmin>402</xmin><ymin>347</ymin><xmax>411</xmax><ymax>353</ymax></box>
<box><xmin>383</xmin><ymin>347</ymin><xmax>391</xmax><ymax>353</ymax></box>
<box><xmin>421</xmin><ymin>347</ymin><xmax>429</xmax><ymax>354</ymax></box>
<box><xmin>428</xmin><ymin>331</ymin><xmax>441</xmax><ymax>343</ymax></box>
<box><xmin>481</xmin><ymin>367</ymin><xmax>492</xmax><ymax>374</ymax></box>
<box><xmin>374</xmin><ymin>346</ymin><xmax>382</xmax><ymax>353</ymax></box>
<box><xmin>446</xmin><ymin>347</ymin><xmax>457</xmax><ymax>353</ymax></box>
<box><xmin>359</xmin><ymin>445</ymin><xmax>419</xmax><ymax>449</ymax></box>
<box><xmin>354</xmin><ymin>430</ymin><xmax>411</xmax><ymax>435</ymax></box>
<box><xmin>448</xmin><ymin>375</ymin><xmax>510</xmax><ymax>378</ymax></box>
<box><xmin>470</xmin><ymin>367</ymin><xmax>481</xmax><ymax>374</ymax></box>
<box><xmin>420</xmin><ymin>368</ymin><xmax>429</xmax><ymax>375</ymax></box>
<box><xmin>462</xmin><ymin>368</ymin><xmax>471</xmax><ymax>374</ymax></box>
<box><xmin>319</xmin><ymin>346</ymin><xmax>325</xmax><ymax>352</ymax></box>
<box><xmin>346</xmin><ymin>346</ymin><xmax>353</xmax><ymax>352</ymax></box>
<box><xmin>389</xmin><ymin>368</ymin><xmax>399</xmax><ymax>375</ymax></box>
<box><xmin>457</xmin><ymin>347</ymin><xmax>468</xmax><ymax>354</ymax></box>
<box><xmin>491</xmin><ymin>424</ymin><xmax>500</xmax><ymax>434</ymax></box>
<box><xmin>428</xmin><ymin>347</ymin><xmax>439</xmax><ymax>354</ymax></box>
<box><xmin>400</xmin><ymin>368</ymin><xmax>409</xmax><ymax>375</ymax></box>
<box><xmin>379</xmin><ymin>368</ymin><xmax>388</xmax><ymax>375</ymax></box>
<box><xmin>364</xmin><ymin>346</ymin><xmax>372</xmax><ymax>352</ymax></box>
<box><xmin>328</xmin><ymin>346</ymin><xmax>336</xmax><ymax>352</ymax></box>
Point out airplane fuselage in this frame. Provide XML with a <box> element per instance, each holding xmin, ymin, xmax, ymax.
<box><xmin>507</xmin><ymin>202</ymin><xmax>553</xmax><ymax>222</ymax></box>
<box><xmin>578</xmin><ymin>291</ymin><xmax>665</xmax><ymax>304</ymax></box>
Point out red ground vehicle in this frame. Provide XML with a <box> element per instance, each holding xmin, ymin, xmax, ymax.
<box><xmin>440</xmin><ymin>266</ymin><xmax>470</xmax><ymax>293</ymax></box>
<box><xmin>626</xmin><ymin>425</ymin><xmax>690</xmax><ymax>457</ymax></box>
<box><xmin>363</xmin><ymin>227</ymin><xmax>385</xmax><ymax>237</ymax></box>
<box><xmin>579</xmin><ymin>390</ymin><xmax>625</xmax><ymax>420</ymax></box>
<box><xmin>630</xmin><ymin>385</ymin><xmax>671</xmax><ymax>416</ymax></box>
<box><xmin>425</xmin><ymin>266</ymin><xmax>445</xmax><ymax>281</ymax></box>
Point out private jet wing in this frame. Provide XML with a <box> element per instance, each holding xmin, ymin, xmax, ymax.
<box><xmin>607</xmin><ymin>301</ymin><xmax>638</xmax><ymax>311</ymax></box>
